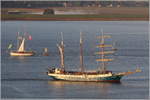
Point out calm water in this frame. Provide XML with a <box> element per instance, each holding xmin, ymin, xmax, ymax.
<box><xmin>1</xmin><ymin>21</ymin><xmax>149</xmax><ymax>99</ymax></box>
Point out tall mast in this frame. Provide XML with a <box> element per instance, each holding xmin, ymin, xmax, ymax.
<box><xmin>95</xmin><ymin>29</ymin><xmax>115</xmax><ymax>73</ymax></box>
<box><xmin>100</xmin><ymin>29</ymin><xmax>105</xmax><ymax>71</ymax></box>
<box><xmin>57</xmin><ymin>32</ymin><xmax>65</xmax><ymax>70</ymax></box>
<box><xmin>17</xmin><ymin>32</ymin><xmax>20</xmax><ymax>50</ymax></box>
<box><xmin>80</xmin><ymin>32</ymin><xmax>84</xmax><ymax>73</ymax></box>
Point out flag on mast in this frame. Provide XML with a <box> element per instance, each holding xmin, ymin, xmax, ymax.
<box><xmin>24</xmin><ymin>32</ymin><xmax>32</xmax><ymax>40</ymax></box>
<box><xmin>17</xmin><ymin>32</ymin><xmax>19</xmax><ymax>37</ymax></box>
<box><xmin>28</xmin><ymin>35</ymin><xmax>32</xmax><ymax>40</ymax></box>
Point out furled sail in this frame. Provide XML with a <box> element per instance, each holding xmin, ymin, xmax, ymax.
<box><xmin>96</xmin><ymin>44</ymin><xmax>113</xmax><ymax>48</ymax></box>
<box><xmin>97</xmin><ymin>35</ymin><xmax>111</xmax><ymax>39</ymax></box>
<box><xmin>57</xmin><ymin>44</ymin><xmax>64</xmax><ymax>69</ymax></box>
<box><xmin>96</xmin><ymin>58</ymin><xmax>113</xmax><ymax>62</ymax></box>
<box><xmin>18</xmin><ymin>38</ymin><xmax>25</xmax><ymax>52</ymax></box>
<box><xmin>57</xmin><ymin>32</ymin><xmax>65</xmax><ymax>70</ymax></box>
<box><xmin>95</xmin><ymin>51</ymin><xmax>115</xmax><ymax>55</ymax></box>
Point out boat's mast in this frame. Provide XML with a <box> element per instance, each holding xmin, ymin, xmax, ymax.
<box><xmin>100</xmin><ymin>29</ymin><xmax>106</xmax><ymax>72</ymax></box>
<box><xmin>23</xmin><ymin>33</ymin><xmax>26</xmax><ymax>51</ymax></box>
<box><xmin>17</xmin><ymin>32</ymin><xmax>20</xmax><ymax>50</ymax></box>
<box><xmin>58</xmin><ymin>32</ymin><xmax>65</xmax><ymax>70</ymax></box>
<box><xmin>80</xmin><ymin>32</ymin><xmax>84</xmax><ymax>73</ymax></box>
<box><xmin>95</xmin><ymin>29</ymin><xmax>115</xmax><ymax>73</ymax></box>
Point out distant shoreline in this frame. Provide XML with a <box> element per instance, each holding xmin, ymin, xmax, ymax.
<box><xmin>2</xmin><ymin>14</ymin><xmax>148</xmax><ymax>21</ymax></box>
<box><xmin>2</xmin><ymin>18</ymin><xmax>148</xmax><ymax>21</ymax></box>
<box><xmin>2</xmin><ymin>7</ymin><xmax>149</xmax><ymax>21</ymax></box>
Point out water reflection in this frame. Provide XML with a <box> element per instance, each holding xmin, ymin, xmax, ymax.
<box><xmin>10</xmin><ymin>56</ymin><xmax>26</xmax><ymax>59</ymax></box>
<box><xmin>47</xmin><ymin>80</ymin><xmax>122</xmax><ymax>98</ymax></box>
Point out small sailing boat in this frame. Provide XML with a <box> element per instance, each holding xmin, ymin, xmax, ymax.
<box><xmin>10</xmin><ymin>33</ymin><xmax>35</xmax><ymax>56</ymax></box>
<box><xmin>47</xmin><ymin>31</ymin><xmax>141</xmax><ymax>82</ymax></box>
<box><xmin>42</xmin><ymin>48</ymin><xmax>49</xmax><ymax>56</ymax></box>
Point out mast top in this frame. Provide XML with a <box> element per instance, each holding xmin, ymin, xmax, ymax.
<box><xmin>60</xmin><ymin>32</ymin><xmax>64</xmax><ymax>46</ymax></box>
<box><xmin>61</xmin><ymin>32</ymin><xmax>63</xmax><ymax>41</ymax></box>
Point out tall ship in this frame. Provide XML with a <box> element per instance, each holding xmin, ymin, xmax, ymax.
<box><xmin>10</xmin><ymin>33</ymin><xmax>35</xmax><ymax>56</ymax></box>
<box><xmin>47</xmin><ymin>31</ymin><xmax>141</xmax><ymax>82</ymax></box>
